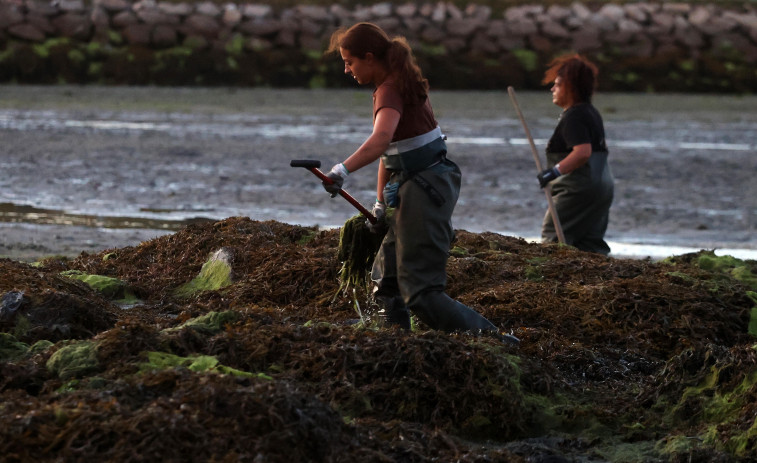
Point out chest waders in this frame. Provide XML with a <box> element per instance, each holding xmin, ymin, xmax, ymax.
<box><xmin>542</xmin><ymin>151</ymin><xmax>614</xmax><ymax>255</ymax></box>
<box><xmin>370</xmin><ymin>127</ymin><xmax>504</xmax><ymax>335</ymax></box>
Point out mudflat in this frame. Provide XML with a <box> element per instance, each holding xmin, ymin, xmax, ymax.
<box><xmin>1</xmin><ymin>85</ymin><xmax>755</xmax><ymax>260</ymax></box>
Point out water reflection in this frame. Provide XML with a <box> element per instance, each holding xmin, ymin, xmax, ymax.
<box><xmin>0</xmin><ymin>202</ymin><xmax>214</xmax><ymax>231</ymax></box>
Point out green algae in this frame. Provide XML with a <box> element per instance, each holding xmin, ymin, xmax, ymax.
<box><xmin>46</xmin><ymin>340</ymin><xmax>100</xmax><ymax>380</ymax></box>
<box><xmin>657</xmin><ymin>354</ymin><xmax>757</xmax><ymax>459</ymax></box>
<box><xmin>164</xmin><ymin>310</ymin><xmax>239</xmax><ymax>335</ymax></box>
<box><xmin>140</xmin><ymin>351</ymin><xmax>270</xmax><ymax>379</ymax></box>
<box><xmin>0</xmin><ymin>333</ymin><xmax>29</xmax><ymax>361</ymax></box>
<box><xmin>696</xmin><ymin>252</ymin><xmax>757</xmax><ymax>291</ymax></box>
<box><xmin>173</xmin><ymin>249</ymin><xmax>234</xmax><ymax>298</ymax></box>
<box><xmin>61</xmin><ymin>270</ymin><xmax>139</xmax><ymax>304</ymax></box>
<box><xmin>749</xmin><ymin>292</ymin><xmax>757</xmax><ymax>337</ymax></box>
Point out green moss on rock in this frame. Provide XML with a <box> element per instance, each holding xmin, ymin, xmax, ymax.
<box><xmin>47</xmin><ymin>340</ymin><xmax>100</xmax><ymax>380</ymax></box>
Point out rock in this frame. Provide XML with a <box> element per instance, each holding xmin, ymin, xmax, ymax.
<box><xmin>183</xmin><ymin>13</ymin><xmax>220</xmax><ymax>39</ymax></box>
<box><xmin>95</xmin><ymin>0</ymin><xmax>130</xmax><ymax>13</ymax></box>
<box><xmin>195</xmin><ymin>1</ymin><xmax>220</xmax><ymax>17</ymax></box>
<box><xmin>465</xmin><ymin>4</ymin><xmax>490</xmax><ymax>21</ymax></box>
<box><xmin>122</xmin><ymin>23</ymin><xmax>151</xmax><ymax>45</ymax></box>
<box><xmin>52</xmin><ymin>13</ymin><xmax>92</xmax><ymax>40</ymax></box>
<box><xmin>0</xmin><ymin>291</ymin><xmax>26</xmax><ymax>320</ymax></box>
<box><xmin>152</xmin><ymin>24</ymin><xmax>178</xmax><ymax>47</ymax></box>
<box><xmin>222</xmin><ymin>5</ymin><xmax>242</xmax><ymax>27</ymax></box>
<box><xmin>158</xmin><ymin>1</ymin><xmax>193</xmax><ymax>16</ymax></box>
<box><xmin>8</xmin><ymin>23</ymin><xmax>46</xmax><ymax>41</ymax></box>
<box><xmin>624</xmin><ymin>3</ymin><xmax>648</xmax><ymax>23</ymax></box>
<box><xmin>370</xmin><ymin>2</ymin><xmax>392</xmax><ymax>18</ymax></box>
<box><xmin>546</xmin><ymin>5</ymin><xmax>571</xmax><ymax>22</ymax></box>
<box><xmin>598</xmin><ymin>3</ymin><xmax>626</xmax><ymax>22</ymax></box>
<box><xmin>58</xmin><ymin>0</ymin><xmax>86</xmax><ymax>13</ymax></box>
<box><xmin>112</xmin><ymin>10</ymin><xmax>138</xmax><ymax>27</ymax></box>
<box><xmin>0</xmin><ymin>5</ymin><xmax>24</xmax><ymax>29</ymax></box>
<box><xmin>136</xmin><ymin>7</ymin><xmax>180</xmax><ymax>25</ymax></box>
<box><xmin>27</xmin><ymin>13</ymin><xmax>56</xmax><ymax>35</ymax></box>
<box><xmin>446</xmin><ymin>18</ymin><xmax>480</xmax><ymax>37</ymax></box>
<box><xmin>239</xmin><ymin>18</ymin><xmax>281</xmax><ymax>37</ymax></box>
<box><xmin>541</xmin><ymin>19</ymin><xmax>570</xmax><ymax>38</ymax></box>
<box><xmin>396</xmin><ymin>3</ymin><xmax>416</xmax><ymax>18</ymax></box>
<box><xmin>507</xmin><ymin>17</ymin><xmax>538</xmax><ymax>36</ymax></box>
<box><xmin>26</xmin><ymin>0</ymin><xmax>60</xmax><ymax>16</ymax></box>
<box><xmin>90</xmin><ymin>6</ymin><xmax>110</xmax><ymax>28</ymax></box>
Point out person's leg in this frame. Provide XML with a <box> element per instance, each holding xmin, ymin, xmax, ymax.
<box><xmin>394</xmin><ymin>162</ymin><xmax>505</xmax><ymax>334</ymax></box>
<box><xmin>371</xmin><ymin>224</ymin><xmax>411</xmax><ymax>329</ymax></box>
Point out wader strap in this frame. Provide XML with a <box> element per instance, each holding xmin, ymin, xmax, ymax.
<box><xmin>411</xmin><ymin>174</ymin><xmax>445</xmax><ymax>207</ymax></box>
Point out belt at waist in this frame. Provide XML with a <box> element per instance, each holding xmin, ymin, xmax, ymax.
<box><xmin>385</xmin><ymin>126</ymin><xmax>443</xmax><ymax>156</ymax></box>
<box><xmin>546</xmin><ymin>150</ymin><xmax>609</xmax><ymax>166</ymax></box>
<box><xmin>382</xmin><ymin>127</ymin><xmax>447</xmax><ymax>173</ymax></box>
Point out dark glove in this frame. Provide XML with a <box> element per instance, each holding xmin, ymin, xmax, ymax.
<box><xmin>323</xmin><ymin>163</ymin><xmax>348</xmax><ymax>197</ymax></box>
<box><xmin>537</xmin><ymin>166</ymin><xmax>561</xmax><ymax>188</ymax></box>
<box><xmin>366</xmin><ymin>200</ymin><xmax>387</xmax><ymax>234</ymax></box>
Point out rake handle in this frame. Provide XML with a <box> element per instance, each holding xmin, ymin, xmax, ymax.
<box><xmin>290</xmin><ymin>159</ymin><xmax>377</xmax><ymax>224</ymax></box>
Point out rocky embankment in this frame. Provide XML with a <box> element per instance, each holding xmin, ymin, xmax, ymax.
<box><xmin>1</xmin><ymin>0</ymin><xmax>756</xmax><ymax>91</ymax></box>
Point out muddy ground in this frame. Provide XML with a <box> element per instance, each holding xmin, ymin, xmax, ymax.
<box><xmin>0</xmin><ymin>86</ymin><xmax>755</xmax><ymax>261</ymax></box>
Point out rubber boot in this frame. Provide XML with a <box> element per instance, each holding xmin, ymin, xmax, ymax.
<box><xmin>408</xmin><ymin>290</ymin><xmax>520</xmax><ymax>346</ymax></box>
<box><xmin>375</xmin><ymin>295</ymin><xmax>411</xmax><ymax>330</ymax></box>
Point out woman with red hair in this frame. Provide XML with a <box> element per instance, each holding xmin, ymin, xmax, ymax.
<box><xmin>537</xmin><ymin>55</ymin><xmax>615</xmax><ymax>255</ymax></box>
<box><xmin>321</xmin><ymin>22</ymin><xmax>518</xmax><ymax>345</ymax></box>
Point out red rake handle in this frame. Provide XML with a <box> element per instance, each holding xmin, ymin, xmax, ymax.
<box><xmin>290</xmin><ymin>159</ymin><xmax>377</xmax><ymax>224</ymax></box>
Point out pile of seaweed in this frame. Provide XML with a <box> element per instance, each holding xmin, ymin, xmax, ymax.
<box><xmin>1</xmin><ymin>217</ymin><xmax>756</xmax><ymax>462</ymax></box>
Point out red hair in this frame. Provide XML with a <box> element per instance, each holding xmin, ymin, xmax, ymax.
<box><xmin>542</xmin><ymin>54</ymin><xmax>598</xmax><ymax>104</ymax></box>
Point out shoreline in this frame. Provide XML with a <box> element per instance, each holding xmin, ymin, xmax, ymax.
<box><xmin>2</xmin><ymin>220</ymin><xmax>755</xmax><ymax>263</ymax></box>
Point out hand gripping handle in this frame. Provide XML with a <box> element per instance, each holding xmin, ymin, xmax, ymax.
<box><xmin>290</xmin><ymin>159</ymin><xmax>377</xmax><ymax>224</ymax></box>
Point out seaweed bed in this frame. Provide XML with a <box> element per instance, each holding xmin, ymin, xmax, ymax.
<box><xmin>1</xmin><ymin>217</ymin><xmax>756</xmax><ymax>462</ymax></box>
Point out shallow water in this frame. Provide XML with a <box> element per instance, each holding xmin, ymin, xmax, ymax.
<box><xmin>0</xmin><ymin>86</ymin><xmax>755</xmax><ymax>259</ymax></box>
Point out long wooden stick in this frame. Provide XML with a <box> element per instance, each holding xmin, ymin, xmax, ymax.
<box><xmin>507</xmin><ymin>86</ymin><xmax>566</xmax><ymax>244</ymax></box>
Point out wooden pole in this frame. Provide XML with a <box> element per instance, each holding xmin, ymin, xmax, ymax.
<box><xmin>507</xmin><ymin>86</ymin><xmax>566</xmax><ymax>244</ymax></box>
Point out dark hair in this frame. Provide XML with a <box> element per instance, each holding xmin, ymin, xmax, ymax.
<box><xmin>327</xmin><ymin>22</ymin><xmax>429</xmax><ymax>102</ymax></box>
<box><xmin>542</xmin><ymin>54</ymin><xmax>598</xmax><ymax>104</ymax></box>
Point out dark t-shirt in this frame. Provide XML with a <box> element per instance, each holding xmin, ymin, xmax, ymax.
<box><xmin>546</xmin><ymin>103</ymin><xmax>608</xmax><ymax>154</ymax></box>
<box><xmin>373</xmin><ymin>80</ymin><xmax>438</xmax><ymax>142</ymax></box>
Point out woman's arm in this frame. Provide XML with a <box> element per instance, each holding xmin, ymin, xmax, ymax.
<box><xmin>555</xmin><ymin>143</ymin><xmax>591</xmax><ymax>174</ymax></box>
<box><xmin>342</xmin><ymin>107</ymin><xmax>400</xmax><ymax>173</ymax></box>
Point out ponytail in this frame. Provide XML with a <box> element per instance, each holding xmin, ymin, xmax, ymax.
<box><xmin>387</xmin><ymin>38</ymin><xmax>429</xmax><ymax>103</ymax></box>
<box><xmin>328</xmin><ymin>22</ymin><xmax>429</xmax><ymax>102</ymax></box>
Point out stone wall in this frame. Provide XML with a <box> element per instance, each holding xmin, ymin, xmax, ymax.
<box><xmin>1</xmin><ymin>0</ymin><xmax>756</xmax><ymax>91</ymax></box>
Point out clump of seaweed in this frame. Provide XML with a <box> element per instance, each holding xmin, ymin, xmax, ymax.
<box><xmin>0</xmin><ymin>217</ymin><xmax>755</xmax><ymax>462</ymax></box>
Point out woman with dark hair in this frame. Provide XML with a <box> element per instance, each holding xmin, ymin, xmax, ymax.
<box><xmin>322</xmin><ymin>22</ymin><xmax>518</xmax><ymax>345</ymax></box>
<box><xmin>537</xmin><ymin>54</ymin><xmax>614</xmax><ymax>255</ymax></box>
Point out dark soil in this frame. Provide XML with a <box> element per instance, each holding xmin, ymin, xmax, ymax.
<box><xmin>1</xmin><ymin>217</ymin><xmax>755</xmax><ymax>462</ymax></box>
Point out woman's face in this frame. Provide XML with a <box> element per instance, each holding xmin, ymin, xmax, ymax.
<box><xmin>551</xmin><ymin>76</ymin><xmax>571</xmax><ymax>108</ymax></box>
<box><xmin>340</xmin><ymin>47</ymin><xmax>376</xmax><ymax>85</ymax></box>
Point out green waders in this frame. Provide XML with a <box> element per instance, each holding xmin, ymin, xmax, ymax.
<box><xmin>542</xmin><ymin>151</ymin><xmax>614</xmax><ymax>255</ymax></box>
<box><xmin>371</xmin><ymin>159</ymin><xmax>500</xmax><ymax>333</ymax></box>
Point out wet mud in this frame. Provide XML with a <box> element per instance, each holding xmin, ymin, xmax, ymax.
<box><xmin>0</xmin><ymin>86</ymin><xmax>755</xmax><ymax>261</ymax></box>
<box><xmin>1</xmin><ymin>217</ymin><xmax>756</xmax><ymax>462</ymax></box>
